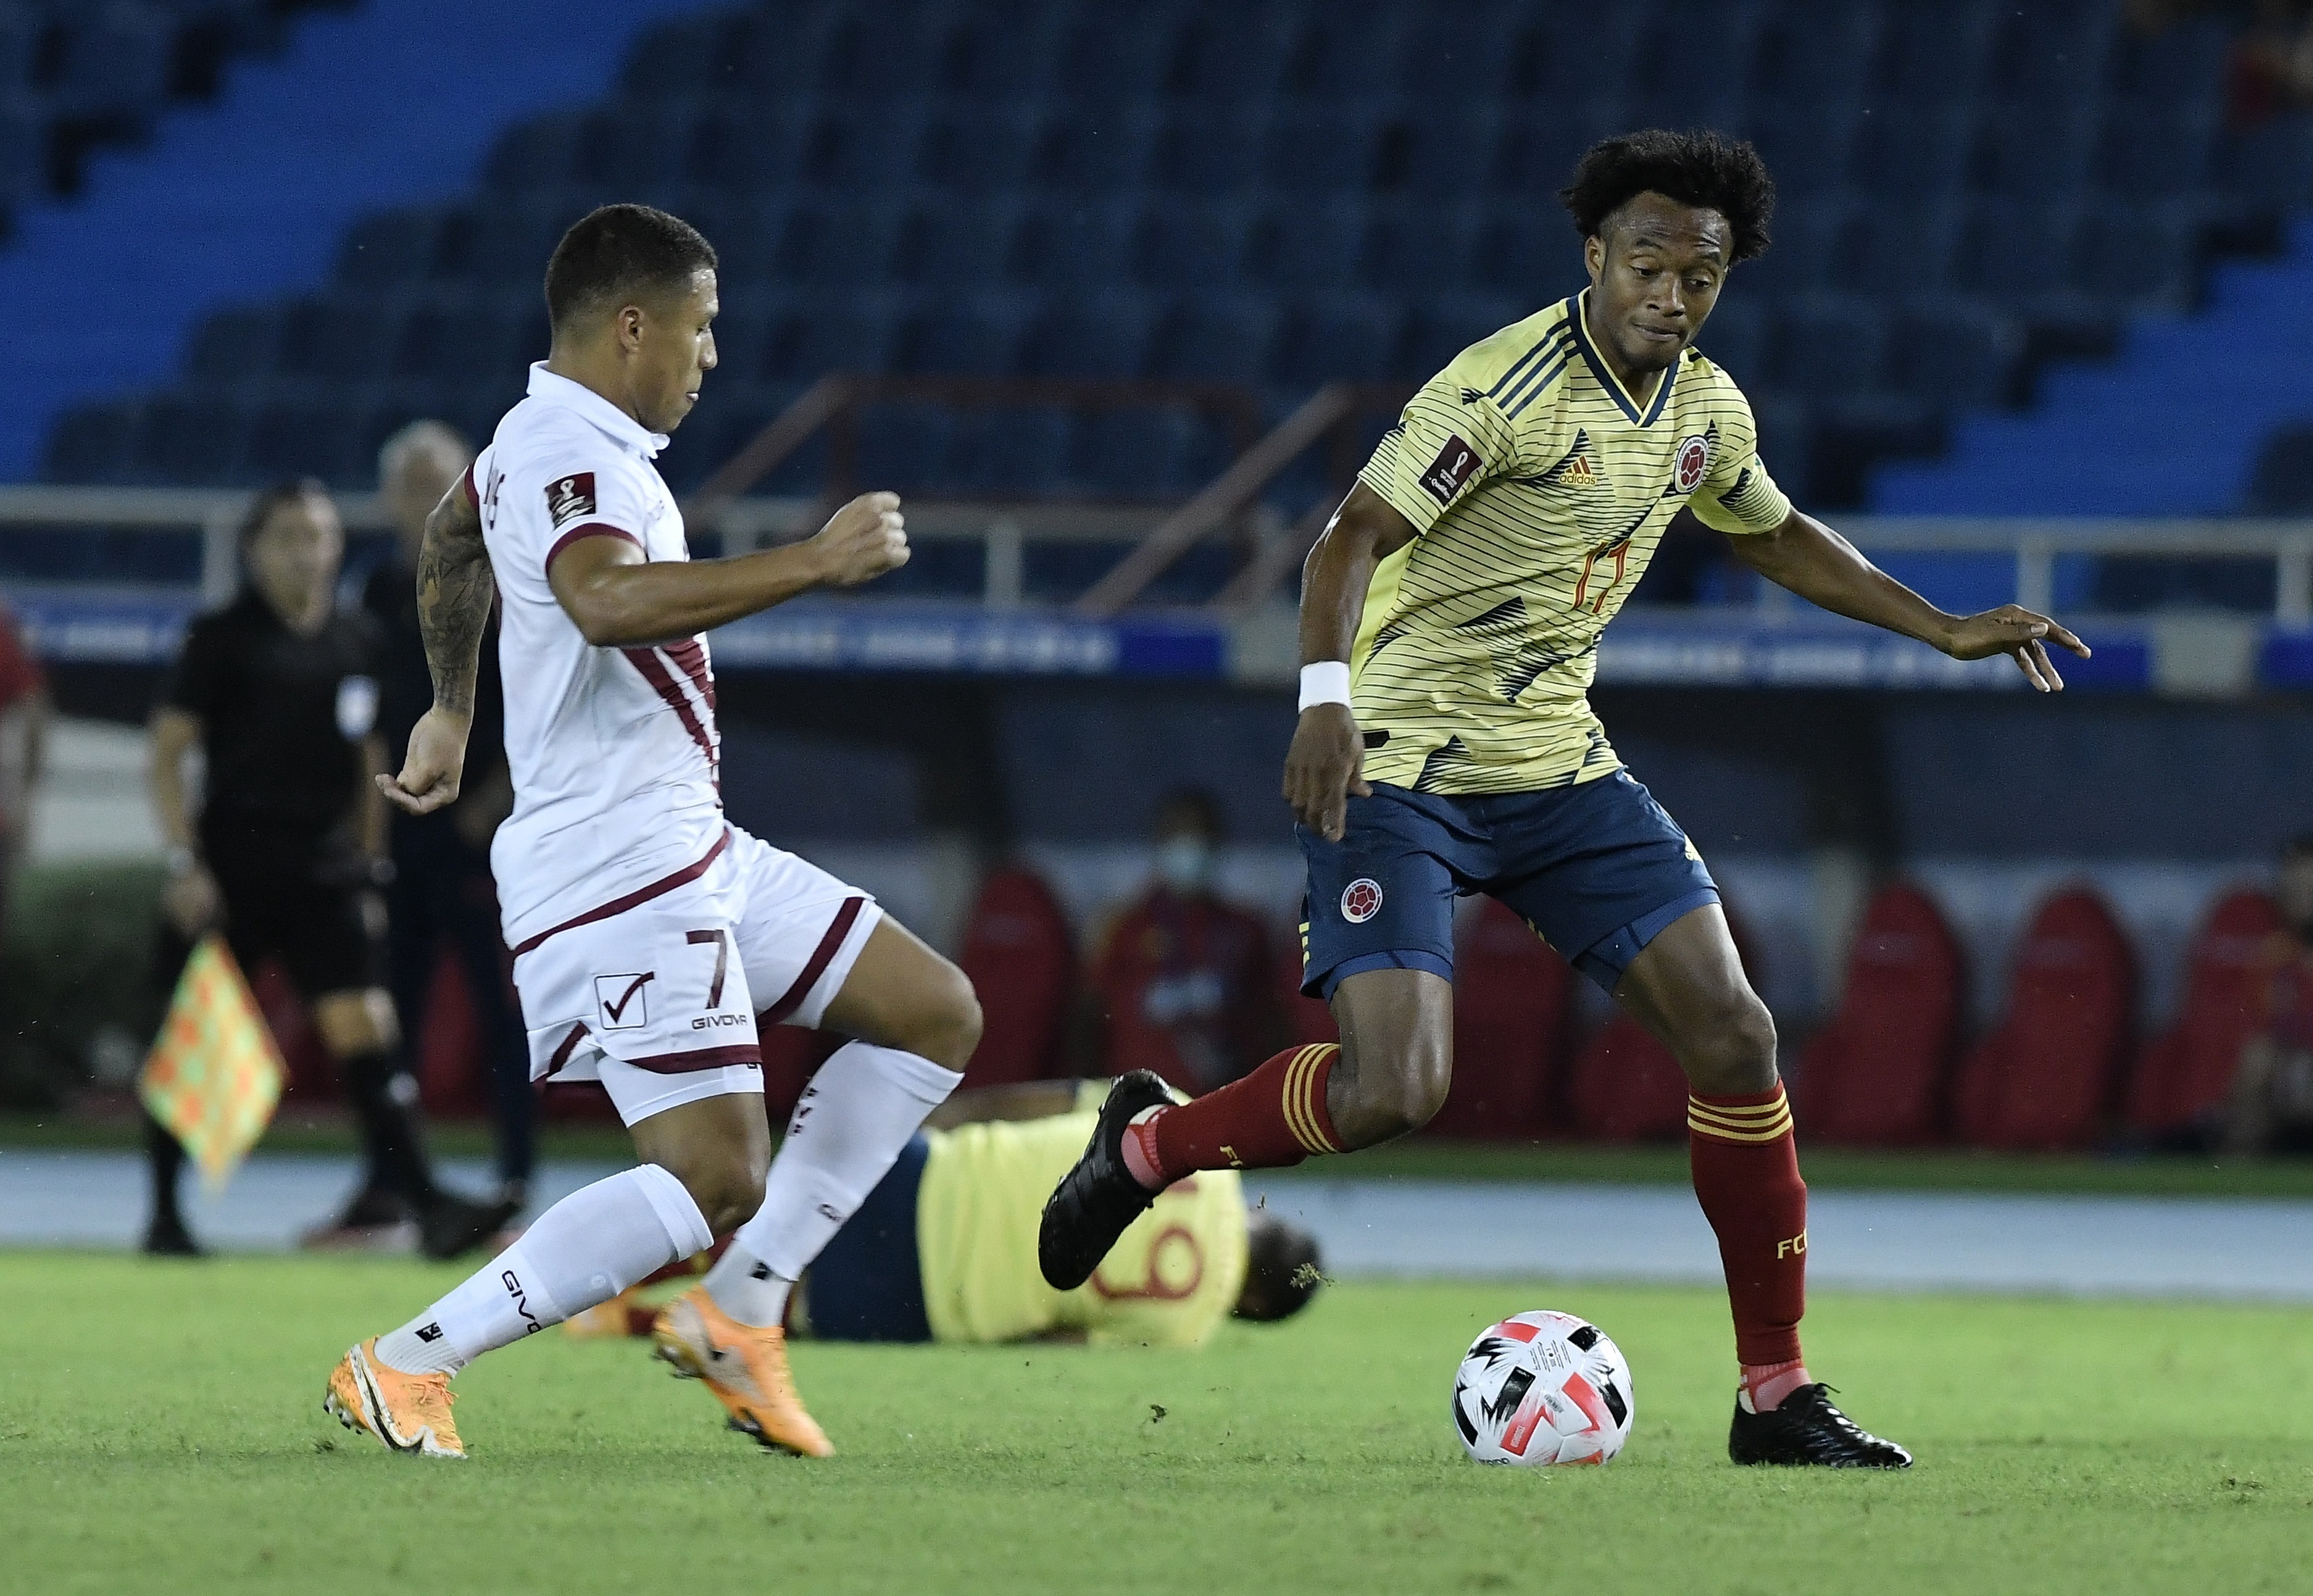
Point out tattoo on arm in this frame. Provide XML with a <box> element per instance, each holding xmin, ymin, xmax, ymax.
<box><xmin>415</xmin><ymin>484</ymin><xmax>496</xmax><ymax>716</ymax></box>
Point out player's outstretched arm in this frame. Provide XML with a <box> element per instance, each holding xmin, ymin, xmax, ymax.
<box><xmin>1727</xmin><ymin>507</ymin><xmax>2092</xmax><ymax>692</ymax></box>
<box><xmin>379</xmin><ymin>480</ymin><xmax>497</xmax><ymax>815</ymax></box>
<box><xmin>1284</xmin><ymin>484</ymin><xmax>1418</xmax><ymax>840</ymax></box>
<box><xmin>548</xmin><ymin>492</ymin><xmax>907</xmax><ymax>649</ymax></box>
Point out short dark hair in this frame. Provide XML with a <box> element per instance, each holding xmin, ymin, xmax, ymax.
<box><xmin>543</xmin><ymin>203</ymin><xmax>717</xmax><ymax>330</ymax></box>
<box><xmin>237</xmin><ymin>476</ymin><xmax>330</xmax><ymax>554</ymax></box>
<box><xmin>1234</xmin><ymin>1213</ymin><xmax>1323</xmax><ymax>1323</ymax></box>
<box><xmin>1559</xmin><ymin>129</ymin><xmax>1775</xmax><ymax>263</ymax></box>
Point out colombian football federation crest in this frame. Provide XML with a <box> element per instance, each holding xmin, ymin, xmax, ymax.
<box><xmin>1673</xmin><ymin>434</ymin><xmax>1711</xmax><ymax>495</ymax></box>
<box><xmin>1340</xmin><ymin>879</ymin><xmax>1384</xmax><ymax>923</ymax></box>
<box><xmin>545</xmin><ymin>471</ymin><xmax>598</xmax><ymax>528</ymax></box>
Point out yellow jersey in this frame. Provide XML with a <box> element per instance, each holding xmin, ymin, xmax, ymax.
<box><xmin>1351</xmin><ymin>290</ymin><xmax>1792</xmax><ymax>795</ymax></box>
<box><xmin>914</xmin><ymin>1094</ymin><xmax>1249</xmax><ymax>1348</ymax></box>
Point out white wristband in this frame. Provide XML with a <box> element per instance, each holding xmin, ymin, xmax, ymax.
<box><xmin>1298</xmin><ymin>660</ymin><xmax>1352</xmax><ymax>711</ymax></box>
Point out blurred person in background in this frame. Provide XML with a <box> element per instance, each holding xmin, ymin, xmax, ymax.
<box><xmin>365</xmin><ymin>421</ymin><xmax>533</xmax><ymax>1214</ymax></box>
<box><xmin>1081</xmin><ymin>788</ymin><xmax>1285</xmax><ymax>1094</ymax></box>
<box><xmin>142</xmin><ymin>478</ymin><xmax>506</xmax><ymax>1258</ymax></box>
<box><xmin>2224</xmin><ymin>835</ymin><xmax>2313</xmax><ymax>1154</ymax></box>
<box><xmin>0</xmin><ymin>592</ymin><xmax>49</xmax><ymax>939</ymax></box>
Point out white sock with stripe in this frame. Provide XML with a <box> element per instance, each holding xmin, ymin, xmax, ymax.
<box><xmin>705</xmin><ymin>1041</ymin><xmax>960</xmax><ymax>1326</ymax></box>
<box><xmin>373</xmin><ymin>1164</ymin><xmax>714</xmax><ymax>1375</ymax></box>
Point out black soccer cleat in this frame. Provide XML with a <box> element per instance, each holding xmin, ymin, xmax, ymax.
<box><xmin>419</xmin><ymin>1193</ymin><xmax>521</xmax><ymax>1262</ymax></box>
<box><xmin>1037</xmin><ymin>1070</ymin><xmax>1178</xmax><ymax>1291</ymax></box>
<box><xmin>1728</xmin><ymin>1383</ymin><xmax>1913</xmax><ymax>1468</ymax></box>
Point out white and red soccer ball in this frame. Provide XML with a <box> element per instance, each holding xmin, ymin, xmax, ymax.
<box><xmin>1451</xmin><ymin>1310</ymin><xmax>1634</xmax><ymax>1466</ymax></box>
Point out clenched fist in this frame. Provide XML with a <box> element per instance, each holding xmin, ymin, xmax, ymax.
<box><xmin>809</xmin><ymin>491</ymin><xmax>910</xmax><ymax>587</ymax></box>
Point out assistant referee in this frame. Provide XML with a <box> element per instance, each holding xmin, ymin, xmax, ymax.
<box><xmin>142</xmin><ymin>478</ymin><xmax>504</xmax><ymax>1258</ymax></box>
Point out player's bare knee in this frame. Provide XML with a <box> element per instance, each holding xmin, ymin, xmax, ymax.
<box><xmin>667</xmin><ymin>1148</ymin><xmax>766</xmax><ymax>1236</ymax></box>
<box><xmin>1678</xmin><ymin>994</ymin><xmax>1779</xmax><ymax>1097</ymax></box>
<box><xmin>904</xmin><ymin>959</ymin><xmax>983</xmax><ymax>1072</ymax></box>
<box><xmin>1330</xmin><ymin>1043</ymin><xmax>1449</xmax><ymax>1146</ymax></box>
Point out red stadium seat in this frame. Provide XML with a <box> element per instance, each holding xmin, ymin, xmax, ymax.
<box><xmin>954</xmin><ymin>864</ymin><xmax>1077</xmax><ymax>1089</ymax></box>
<box><xmin>1952</xmin><ymin>888</ymin><xmax>2136</xmax><ymax>1152</ymax></box>
<box><xmin>1795</xmin><ymin>883</ymin><xmax>1965</xmax><ymax>1146</ymax></box>
<box><xmin>1430</xmin><ymin>898</ymin><xmax>1571</xmax><ymax>1139</ymax></box>
<box><xmin>414</xmin><ymin>950</ymin><xmax>488</xmax><ymax>1117</ymax></box>
<box><xmin>2124</xmin><ymin>889</ymin><xmax>2285</xmax><ymax>1145</ymax></box>
<box><xmin>1565</xmin><ymin>905</ymin><xmax>1762</xmax><ymax>1143</ymax></box>
<box><xmin>1276</xmin><ymin>919</ymin><xmax>1339</xmax><ymax>1046</ymax></box>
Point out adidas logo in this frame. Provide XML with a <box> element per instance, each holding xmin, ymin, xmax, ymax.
<box><xmin>1561</xmin><ymin>454</ymin><xmax>1598</xmax><ymax>488</ymax></box>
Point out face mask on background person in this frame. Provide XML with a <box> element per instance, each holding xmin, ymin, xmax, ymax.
<box><xmin>1155</xmin><ymin>836</ymin><xmax>1215</xmax><ymax>895</ymax></box>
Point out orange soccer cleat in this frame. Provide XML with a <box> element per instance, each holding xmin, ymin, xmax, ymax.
<box><xmin>323</xmin><ymin>1339</ymin><xmax>465</xmax><ymax>1459</ymax></box>
<box><xmin>650</xmin><ymin>1287</ymin><xmax>833</xmax><ymax>1457</ymax></box>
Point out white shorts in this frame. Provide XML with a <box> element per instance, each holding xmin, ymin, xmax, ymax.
<box><xmin>509</xmin><ymin>825</ymin><xmax>883</xmax><ymax>1126</ymax></box>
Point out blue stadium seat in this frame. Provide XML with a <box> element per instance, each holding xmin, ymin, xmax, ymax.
<box><xmin>1297</xmin><ymin>5</ymin><xmax>1408</xmax><ymax>103</ymax></box>
<box><xmin>1465</xmin><ymin>205</ymin><xmax>1564</xmax><ymax>297</ymax></box>
<box><xmin>1394</xmin><ymin>110</ymin><xmax>1502</xmax><ymax>205</ymax></box>
<box><xmin>1506</xmin><ymin>2</ymin><xmax>1645</xmax><ymax>103</ymax></box>
<box><xmin>1952</xmin><ymin>197</ymin><xmax>2087</xmax><ymax>306</ymax></box>
<box><xmin>1071</xmin><ymin>407</ymin><xmax>1214</xmax><ymax>499</ymax></box>
<box><xmin>184</xmin><ymin>306</ymin><xmax>279</xmax><ymax>384</ymax></box>
<box><xmin>136</xmin><ymin>394</ymin><xmax>244</xmax><ymax>486</ymax></box>
<box><xmin>0</xmin><ymin>10</ymin><xmax>33</xmax><ymax>96</ymax></box>
<box><xmin>1131</xmin><ymin>197</ymin><xmax>1255</xmax><ymax>289</ymax></box>
<box><xmin>1271</xmin><ymin>292</ymin><xmax>1405</xmax><ymax>386</ymax></box>
<box><xmin>731</xmin><ymin>5</ymin><xmax>846</xmax><ymax>99</ymax></box>
<box><xmin>684</xmin><ymin>105</ymin><xmax>810</xmax><ymax>191</ymax></box>
<box><xmin>1035</xmin><ymin>107</ymin><xmax>1162</xmax><ymax>192</ymax></box>
<box><xmin>917</xmin><ymin>105</ymin><xmax>1047</xmax><ymax>193</ymax></box>
<box><xmin>438</xmin><ymin>199</ymin><xmax>579</xmax><ymax>288</ymax></box>
<box><xmin>796</xmin><ymin>105</ymin><xmax>929</xmax><ymax>192</ymax></box>
<box><xmin>942</xmin><ymin>4</ymin><xmax>1067</xmax><ymax>97</ymax></box>
<box><xmin>1009</xmin><ymin>198</ymin><xmax>1140</xmax><ymax>288</ymax></box>
<box><xmin>1740</xmin><ymin>98</ymin><xmax>1859</xmax><ymax>200</ymax></box>
<box><xmin>1737</xmin><ymin>197</ymin><xmax>1848</xmax><ymax>301</ymax></box>
<box><xmin>482</xmin><ymin>112</ymin><xmax>588</xmax><ymax>192</ymax></box>
<box><xmin>619</xmin><ymin>11</ymin><xmax>750</xmax><ymax>99</ymax></box>
<box><xmin>387</xmin><ymin>296</ymin><xmax>531</xmax><ymax>385</ymax></box>
<box><xmin>1049</xmin><ymin>5</ymin><xmax>1195</xmax><ymax>103</ymax></box>
<box><xmin>1619</xmin><ymin>0</ymin><xmax>1765</xmax><ymax>131</ymax></box>
<box><xmin>2071</xmin><ymin>199</ymin><xmax>2202</xmax><ymax>311</ymax></box>
<box><xmin>274</xmin><ymin>297</ymin><xmax>394</xmax><ymax>383</ymax></box>
<box><xmin>1888</xmin><ymin>299</ymin><xmax>2025</xmax><ymax>409</ymax></box>
<box><xmin>0</xmin><ymin>92</ymin><xmax>36</xmax><ymax>209</ymax></box>
<box><xmin>1838</xmin><ymin>200</ymin><xmax>1965</xmax><ymax>300</ymax></box>
<box><xmin>904</xmin><ymin>291</ymin><xmax>1035</xmax><ymax>376</ymax></box>
<box><xmin>1361</xmin><ymin>200</ymin><xmax>1480</xmax><ymax>297</ymax></box>
<box><xmin>1149</xmin><ymin>107</ymin><xmax>1266</xmax><ymax>195</ymax></box>
<box><xmin>336</xmin><ymin>207</ymin><xmax>450</xmax><ymax>290</ymax></box>
<box><xmin>1401</xmin><ymin>294</ymin><xmax>1526</xmax><ymax>378</ymax></box>
<box><xmin>855</xmin><ymin>401</ymin><xmax>956</xmax><ymax>496</ymax></box>
<box><xmin>894</xmin><ymin>196</ymin><xmax>1031</xmax><ymax>286</ymax></box>
<box><xmin>1872</xmin><ymin>0</ymin><xmax>1997</xmax><ymax>105</ymax></box>
<box><xmin>1768</xmin><ymin>294</ymin><xmax>1892</xmax><ymax>400</ymax></box>
<box><xmin>50</xmin><ymin>2</ymin><xmax>174</xmax><ymax>121</ymax></box>
<box><xmin>2096</xmin><ymin>99</ymin><xmax>2221</xmax><ymax>198</ymax></box>
<box><xmin>1262</xmin><ymin>106</ymin><xmax>1387</xmax><ymax>195</ymax></box>
<box><xmin>1752</xmin><ymin>0</ymin><xmax>1883</xmax><ymax>103</ymax></box>
<box><xmin>1491</xmin><ymin>105</ymin><xmax>1609</xmax><ymax>201</ymax></box>
<box><xmin>2243</xmin><ymin>423</ymin><xmax>2313</xmax><ymax>515</ymax></box>
<box><xmin>1987</xmin><ymin>1</ymin><xmax>2118</xmax><ymax>107</ymax></box>
<box><xmin>755</xmin><ymin>290</ymin><xmax>911</xmax><ymax>381</ymax></box>
<box><xmin>775</xmin><ymin>197</ymin><xmax>910</xmax><ymax>288</ymax></box>
<box><xmin>1975</xmin><ymin>99</ymin><xmax>2100</xmax><ymax>200</ymax></box>
<box><xmin>1396</xmin><ymin>4</ymin><xmax>1518</xmax><ymax>104</ymax></box>
<box><xmin>2112</xmin><ymin>14</ymin><xmax>2231</xmax><ymax>109</ymax></box>
<box><xmin>44</xmin><ymin>401</ymin><xmax>141</xmax><ymax>485</ymax></box>
<box><xmin>1171</xmin><ymin>4</ymin><xmax>1301</xmax><ymax>103</ymax></box>
<box><xmin>1850</xmin><ymin>106</ymin><xmax>1975</xmax><ymax>201</ymax></box>
<box><xmin>1694</xmin><ymin>299</ymin><xmax>1768</xmax><ymax>388</ymax></box>
<box><xmin>1250</xmin><ymin>197</ymin><xmax>1374</xmax><ymax>294</ymax></box>
<box><xmin>947</xmin><ymin>405</ymin><xmax>1073</xmax><ymax>496</ymax></box>
<box><xmin>238</xmin><ymin>395</ymin><xmax>357</xmax><ymax>484</ymax></box>
<box><xmin>1022</xmin><ymin>290</ymin><xmax>1160</xmax><ymax>379</ymax></box>
<box><xmin>1149</xmin><ymin>294</ymin><xmax>1281</xmax><ymax>384</ymax></box>
<box><xmin>2218</xmin><ymin>115</ymin><xmax>2313</xmax><ymax>211</ymax></box>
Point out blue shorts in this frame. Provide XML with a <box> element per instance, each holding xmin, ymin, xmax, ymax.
<box><xmin>805</xmin><ymin>1133</ymin><xmax>932</xmax><ymax>1343</ymax></box>
<box><xmin>1297</xmin><ymin>771</ymin><xmax>1719</xmax><ymax>1000</ymax></box>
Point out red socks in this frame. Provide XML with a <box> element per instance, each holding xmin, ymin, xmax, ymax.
<box><xmin>1688</xmin><ymin>1083</ymin><xmax>1809</xmax><ymax>1401</ymax></box>
<box><xmin>1123</xmin><ymin>1044</ymin><xmax>1342</xmax><ymax>1188</ymax></box>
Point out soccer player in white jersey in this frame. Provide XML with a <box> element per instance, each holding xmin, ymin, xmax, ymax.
<box><xmin>323</xmin><ymin>204</ymin><xmax>981</xmax><ymax>1460</ymax></box>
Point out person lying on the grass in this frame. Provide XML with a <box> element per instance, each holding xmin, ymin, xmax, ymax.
<box><xmin>569</xmin><ymin>1080</ymin><xmax>1325</xmax><ymax>1347</ymax></box>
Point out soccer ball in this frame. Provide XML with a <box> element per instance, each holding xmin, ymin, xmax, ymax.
<box><xmin>1450</xmin><ymin>1310</ymin><xmax>1634</xmax><ymax>1466</ymax></box>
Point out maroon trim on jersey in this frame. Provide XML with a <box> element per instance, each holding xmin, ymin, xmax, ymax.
<box><xmin>663</xmin><ymin>636</ymin><xmax>717</xmax><ymax>716</ymax></box>
<box><xmin>617</xmin><ymin>1043</ymin><xmax>764</xmax><ymax>1075</ymax></box>
<box><xmin>457</xmin><ymin>463</ymin><xmax>478</xmax><ymax>509</ymax></box>
<box><xmin>509</xmin><ymin>829</ymin><xmax>731</xmax><ymax>957</ymax></box>
<box><xmin>623</xmin><ymin>644</ymin><xmax>717</xmax><ymax>767</ymax></box>
<box><xmin>542</xmin><ymin>1021</ymin><xmax>590</xmax><ymax>1078</ymax></box>
<box><xmin>544</xmin><ymin>521</ymin><xmax>641</xmax><ymax>577</ymax></box>
<box><xmin>760</xmin><ymin>895</ymin><xmax>869</xmax><ymax>1025</ymax></box>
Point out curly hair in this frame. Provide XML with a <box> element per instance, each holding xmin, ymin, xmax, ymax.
<box><xmin>1559</xmin><ymin>129</ymin><xmax>1776</xmax><ymax>263</ymax></box>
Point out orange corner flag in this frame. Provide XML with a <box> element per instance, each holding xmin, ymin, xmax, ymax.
<box><xmin>138</xmin><ymin>935</ymin><xmax>285</xmax><ymax>1190</ymax></box>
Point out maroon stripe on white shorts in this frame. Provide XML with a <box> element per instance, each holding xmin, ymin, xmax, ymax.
<box><xmin>509</xmin><ymin>829</ymin><xmax>730</xmax><ymax>957</ymax></box>
<box><xmin>618</xmin><ymin>1043</ymin><xmax>764</xmax><ymax>1075</ymax></box>
<box><xmin>760</xmin><ymin>896</ymin><xmax>868</xmax><ymax>1026</ymax></box>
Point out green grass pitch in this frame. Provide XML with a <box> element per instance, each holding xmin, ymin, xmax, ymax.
<box><xmin>3</xmin><ymin>1254</ymin><xmax>2308</xmax><ymax>1595</ymax></box>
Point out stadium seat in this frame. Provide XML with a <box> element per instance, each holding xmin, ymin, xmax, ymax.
<box><xmin>184</xmin><ymin>305</ymin><xmax>280</xmax><ymax>384</ymax></box>
<box><xmin>916</xmin><ymin>105</ymin><xmax>1047</xmax><ymax>194</ymax></box>
<box><xmin>1694</xmin><ymin>299</ymin><xmax>1767</xmax><ymax>386</ymax></box>
<box><xmin>1131</xmin><ymin>198</ymin><xmax>1255</xmax><ymax>291</ymax></box>
<box><xmin>1428</xmin><ymin>898</ymin><xmax>1571</xmax><ymax>1141</ymax></box>
<box><xmin>1045</xmin><ymin>3</ymin><xmax>1196</xmax><ymax>102</ymax></box>
<box><xmin>1149</xmin><ymin>294</ymin><xmax>1281</xmax><ymax>385</ymax></box>
<box><xmin>2244</xmin><ymin>424</ymin><xmax>2313</xmax><ymax>516</ymax></box>
<box><xmin>44</xmin><ymin>401</ymin><xmax>140</xmax><ymax>484</ymax></box>
<box><xmin>2097</xmin><ymin>99</ymin><xmax>2222</xmax><ymax>199</ymax></box>
<box><xmin>775</xmin><ymin>197</ymin><xmax>910</xmax><ymax>288</ymax></box>
<box><xmin>1950</xmin><ymin>887</ymin><xmax>2136</xmax><ymax>1152</ymax></box>
<box><xmin>1151</xmin><ymin>107</ymin><xmax>1268</xmax><ymax>197</ymax></box>
<box><xmin>1401</xmin><ymin>294</ymin><xmax>1525</xmax><ymax>380</ymax></box>
<box><xmin>1873</xmin><ymin>0</ymin><xmax>1999</xmax><ymax>105</ymax></box>
<box><xmin>1270</xmin><ymin>292</ymin><xmax>1404</xmax><ymax>386</ymax></box>
<box><xmin>1753</xmin><ymin>1</ymin><xmax>1881</xmax><ymax>104</ymax></box>
<box><xmin>1023</xmin><ymin>291</ymin><xmax>1160</xmax><ymax>379</ymax></box>
<box><xmin>335</xmin><ymin>206</ymin><xmax>449</xmax><ymax>290</ymax></box>
<box><xmin>1466</xmin><ymin>205</ymin><xmax>1559</xmax><ymax>297</ymax></box>
<box><xmin>1794</xmin><ymin>883</ymin><xmax>1966</xmax><ymax>1146</ymax></box>
<box><xmin>1034</xmin><ymin>107</ymin><xmax>1163</xmax><ymax>192</ymax></box>
<box><xmin>1260</xmin><ymin>106</ymin><xmax>1387</xmax><ymax>195</ymax></box>
<box><xmin>1071</xmin><ymin>405</ymin><xmax>1214</xmax><ymax>500</ymax></box>
<box><xmin>2071</xmin><ymin>199</ymin><xmax>2203</xmax><ymax>311</ymax></box>
<box><xmin>1739</xmin><ymin>99</ymin><xmax>1859</xmax><ymax>201</ymax></box>
<box><xmin>1393</xmin><ymin>112</ymin><xmax>1505</xmax><ymax>206</ymax></box>
<box><xmin>1011</xmin><ymin>198</ymin><xmax>1140</xmax><ymax>290</ymax></box>
<box><xmin>2124</xmin><ymin>889</ymin><xmax>2286</xmax><ymax>1146</ymax></box>
<box><xmin>1851</xmin><ymin>109</ymin><xmax>1977</xmax><ymax>203</ymax></box>
<box><xmin>274</xmin><ymin>297</ymin><xmax>394</xmax><ymax>384</ymax></box>
<box><xmin>954</xmin><ymin>865</ymin><xmax>1078</xmax><ymax>1089</ymax></box>
<box><xmin>903</xmin><ymin>291</ymin><xmax>1032</xmax><ymax>377</ymax></box>
<box><xmin>1888</xmin><ymin>299</ymin><xmax>2026</xmax><ymax>410</ymax></box>
<box><xmin>795</xmin><ymin>105</ymin><xmax>929</xmax><ymax>192</ymax></box>
<box><xmin>758</xmin><ymin>289</ymin><xmax>911</xmax><ymax>381</ymax></box>
<box><xmin>1975</xmin><ymin>99</ymin><xmax>2101</xmax><ymax>201</ymax></box>
<box><xmin>1247</xmin><ymin>197</ymin><xmax>1374</xmax><ymax>294</ymax></box>
<box><xmin>1363</xmin><ymin>201</ymin><xmax>1481</xmax><ymax>299</ymax></box>
<box><xmin>1397</xmin><ymin>5</ymin><xmax>1519</xmax><ymax>104</ymax></box>
<box><xmin>1170</xmin><ymin>3</ymin><xmax>1301</xmax><ymax>103</ymax></box>
<box><xmin>1769</xmin><ymin>295</ymin><xmax>1892</xmax><ymax>401</ymax></box>
<box><xmin>1490</xmin><ymin>105</ymin><xmax>1611</xmax><ymax>201</ymax></box>
<box><xmin>1838</xmin><ymin>201</ymin><xmax>1965</xmax><ymax>301</ymax></box>
<box><xmin>948</xmin><ymin>405</ymin><xmax>1074</xmax><ymax>497</ymax></box>
<box><xmin>854</xmin><ymin>402</ymin><xmax>955</xmax><ymax>496</ymax></box>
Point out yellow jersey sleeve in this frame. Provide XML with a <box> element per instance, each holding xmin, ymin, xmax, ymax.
<box><xmin>1357</xmin><ymin>343</ymin><xmax>1534</xmax><ymax>536</ymax></box>
<box><xmin>1684</xmin><ymin>374</ymin><xmax>1790</xmax><ymax>536</ymax></box>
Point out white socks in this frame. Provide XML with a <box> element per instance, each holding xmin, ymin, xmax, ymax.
<box><xmin>704</xmin><ymin>1041</ymin><xmax>960</xmax><ymax>1327</ymax></box>
<box><xmin>374</xmin><ymin>1164</ymin><xmax>714</xmax><ymax>1376</ymax></box>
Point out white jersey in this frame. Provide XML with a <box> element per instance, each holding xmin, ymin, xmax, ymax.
<box><xmin>471</xmin><ymin>363</ymin><xmax>723</xmax><ymax>952</ymax></box>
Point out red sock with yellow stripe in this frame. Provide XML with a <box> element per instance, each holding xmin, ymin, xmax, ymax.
<box><xmin>1687</xmin><ymin>1083</ymin><xmax>1811</xmax><ymax>1410</ymax></box>
<box><xmin>1122</xmin><ymin>1044</ymin><xmax>1343</xmax><ymax>1188</ymax></box>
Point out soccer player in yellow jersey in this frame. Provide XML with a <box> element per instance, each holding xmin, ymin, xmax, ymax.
<box><xmin>1044</xmin><ymin>130</ymin><xmax>2091</xmax><ymax>1468</ymax></box>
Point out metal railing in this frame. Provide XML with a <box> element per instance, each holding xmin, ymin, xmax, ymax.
<box><xmin>3</xmin><ymin>487</ymin><xmax>2312</xmax><ymax>625</ymax></box>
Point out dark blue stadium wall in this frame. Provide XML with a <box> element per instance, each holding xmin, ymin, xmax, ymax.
<box><xmin>0</xmin><ymin>0</ymin><xmax>720</xmax><ymax>480</ymax></box>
